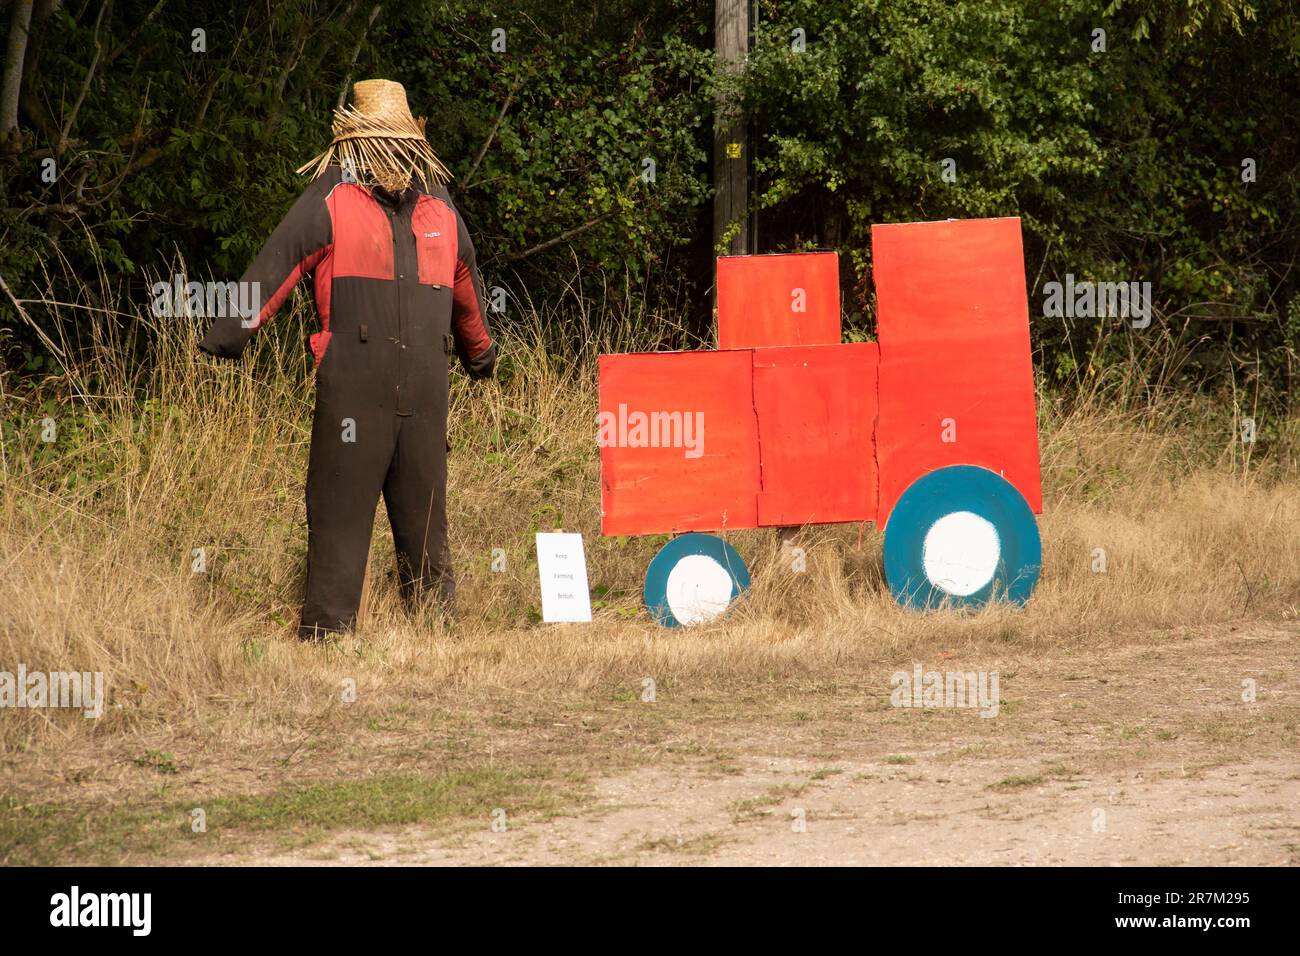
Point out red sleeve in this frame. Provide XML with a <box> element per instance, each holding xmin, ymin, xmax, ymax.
<box><xmin>199</xmin><ymin>174</ymin><xmax>335</xmax><ymax>358</ymax></box>
<box><xmin>450</xmin><ymin>205</ymin><xmax>496</xmax><ymax>379</ymax></box>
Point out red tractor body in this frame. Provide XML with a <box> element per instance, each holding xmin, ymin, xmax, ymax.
<box><xmin>598</xmin><ymin>217</ymin><xmax>1042</xmax><ymax>537</ymax></box>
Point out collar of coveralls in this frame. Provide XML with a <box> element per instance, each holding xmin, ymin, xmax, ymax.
<box><xmin>368</xmin><ymin>179</ymin><xmax>421</xmax><ymax>209</ymax></box>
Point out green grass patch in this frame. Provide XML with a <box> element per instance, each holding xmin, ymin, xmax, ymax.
<box><xmin>729</xmin><ymin>782</ymin><xmax>809</xmax><ymax>823</ymax></box>
<box><xmin>0</xmin><ymin>767</ymin><xmax>574</xmax><ymax>865</ymax></box>
<box><xmin>988</xmin><ymin>774</ymin><xmax>1046</xmax><ymax>791</ymax></box>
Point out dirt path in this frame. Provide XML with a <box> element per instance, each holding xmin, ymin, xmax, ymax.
<box><xmin>218</xmin><ymin>626</ymin><xmax>1300</xmax><ymax>866</ymax></box>
<box><xmin>233</xmin><ymin>756</ymin><xmax>1299</xmax><ymax>866</ymax></box>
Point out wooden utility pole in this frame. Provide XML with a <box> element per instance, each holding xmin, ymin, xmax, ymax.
<box><xmin>713</xmin><ymin>0</ymin><xmax>749</xmax><ymax>256</ymax></box>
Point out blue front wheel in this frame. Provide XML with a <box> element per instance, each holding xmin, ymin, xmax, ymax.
<box><xmin>644</xmin><ymin>532</ymin><xmax>751</xmax><ymax>627</ymax></box>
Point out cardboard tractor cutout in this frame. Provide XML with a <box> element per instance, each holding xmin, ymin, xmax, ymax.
<box><xmin>598</xmin><ymin>217</ymin><xmax>1044</xmax><ymax>627</ymax></box>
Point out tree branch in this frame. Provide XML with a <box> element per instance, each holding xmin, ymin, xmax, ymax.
<box><xmin>497</xmin><ymin>211</ymin><xmax>616</xmax><ymax>264</ymax></box>
<box><xmin>57</xmin><ymin>0</ymin><xmax>107</xmax><ymax>155</ymax></box>
<box><xmin>104</xmin><ymin>0</ymin><xmax>165</xmax><ymax>68</ymax></box>
<box><xmin>461</xmin><ymin>78</ymin><xmax>520</xmax><ymax>190</ymax></box>
<box><xmin>337</xmin><ymin>3</ymin><xmax>382</xmax><ymax>109</ymax></box>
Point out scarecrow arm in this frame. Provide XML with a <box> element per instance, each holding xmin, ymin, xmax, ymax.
<box><xmin>198</xmin><ymin>177</ymin><xmax>334</xmax><ymax>359</ymax></box>
<box><xmin>450</xmin><ymin>205</ymin><xmax>496</xmax><ymax>380</ymax></box>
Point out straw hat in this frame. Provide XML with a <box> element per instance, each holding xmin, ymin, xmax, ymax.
<box><xmin>298</xmin><ymin>79</ymin><xmax>451</xmax><ymax>192</ymax></box>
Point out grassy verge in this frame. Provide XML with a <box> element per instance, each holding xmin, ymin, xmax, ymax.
<box><xmin>1</xmin><ymin>766</ymin><xmax>574</xmax><ymax>865</ymax></box>
<box><xmin>1</xmin><ymin>268</ymin><xmax>1298</xmax><ymax>863</ymax></box>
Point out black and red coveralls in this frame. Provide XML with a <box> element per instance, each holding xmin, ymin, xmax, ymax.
<box><xmin>200</xmin><ymin>166</ymin><xmax>496</xmax><ymax>636</ymax></box>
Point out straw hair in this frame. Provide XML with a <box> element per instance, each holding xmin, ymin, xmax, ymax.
<box><xmin>297</xmin><ymin>79</ymin><xmax>451</xmax><ymax>191</ymax></box>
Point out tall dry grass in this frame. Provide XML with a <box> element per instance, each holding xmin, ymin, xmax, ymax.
<box><xmin>1</xmin><ymin>259</ymin><xmax>1299</xmax><ymax>766</ymax></box>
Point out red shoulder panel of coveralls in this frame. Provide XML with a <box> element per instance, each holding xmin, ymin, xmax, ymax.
<box><xmin>326</xmin><ymin>183</ymin><xmax>395</xmax><ymax>280</ymax></box>
<box><xmin>411</xmin><ymin>195</ymin><xmax>458</xmax><ymax>286</ymax></box>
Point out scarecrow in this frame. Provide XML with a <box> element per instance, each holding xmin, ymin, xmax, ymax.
<box><xmin>199</xmin><ymin>79</ymin><xmax>496</xmax><ymax>637</ymax></box>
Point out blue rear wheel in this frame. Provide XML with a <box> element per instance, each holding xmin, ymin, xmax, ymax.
<box><xmin>883</xmin><ymin>465</ymin><xmax>1041</xmax><ymax>610</ymax></box>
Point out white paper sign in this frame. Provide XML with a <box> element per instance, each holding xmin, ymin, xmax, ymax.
<box><xmin>535</xmin><ymin>532</ymin><xmax>593</xmax><ymax>623</ymax></box>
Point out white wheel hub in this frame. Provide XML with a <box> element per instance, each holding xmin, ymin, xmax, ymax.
<box><xmin>922</xmin><ymin>511</ymin><xmax>1001</xmax><ymax>596</ymax></box>
<box><xmin>665</xmin><ymin>554</ymin><xmax>735</xmax><ymax>625</ymax></box>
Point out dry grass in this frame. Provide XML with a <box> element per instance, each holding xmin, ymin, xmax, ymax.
<box><xmin>1</xmin><ymin>269</ymin><xmax>1299</xmax><ymax>861</ymax></box>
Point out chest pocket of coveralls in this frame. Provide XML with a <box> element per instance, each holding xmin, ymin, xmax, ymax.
<box><xmin>410</xmin><ymin>196</ymin><xmax>456</xmax><ymax>288</ymax></box>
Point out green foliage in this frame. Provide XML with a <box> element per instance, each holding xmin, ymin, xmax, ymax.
<box><xmin>742</xmin><ymin>0</ymin><xmax>1299</xmax><ymax>408</ymax></box>
<box><xmin>386</xmin><ymin>1</ymin><xmax>713</xmax><ymax>299</ymax></box>
<box><xmin>0</xmin><ymin>0</ymin><xmax>714</xmax><ymax>355</ymax></box>
<box><xmin>1</xmin><ymin>0</ymin><xmax>1297</xmax><ymax>413</ymax></box>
